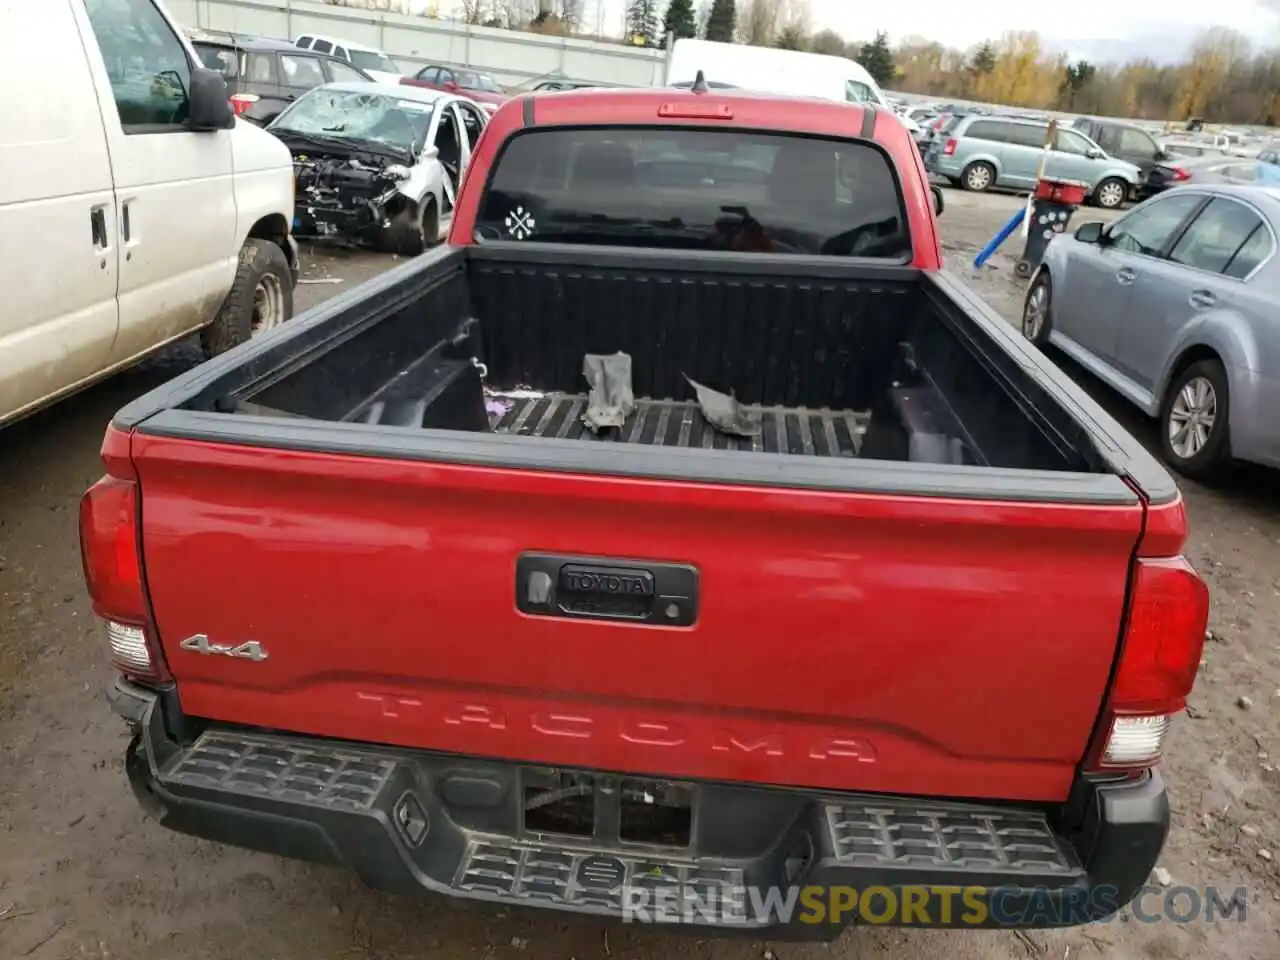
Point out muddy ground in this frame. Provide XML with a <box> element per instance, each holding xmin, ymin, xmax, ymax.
<box><xmin>1</xmin><ymin>191</ymin><xmax>1278</xmax><ymax>959</ymax></box>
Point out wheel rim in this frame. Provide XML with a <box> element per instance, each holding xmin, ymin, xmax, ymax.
<box><xmin>1023</xmin><ymin>285</ymin><xmax>1047</xmax><ymax>339</ymax></box>
<box><xmin>251</xmin><ymin>273</ymin><xmax>285</xmax><ymax>336</ymax></box>
<box><xmin>1098</xmin><ymin>182</ymin><xmax>1124</xmax><ymax>207</ymax></box>
<box><xmin>967</xmin><ymin>166</ymin><xmax>991</xmax><ymax>190</ymax></box>
<box><xmin>1168</xmin><ymin>376</ymin><xmax>1217</xmax><ymax>459</ymax></box>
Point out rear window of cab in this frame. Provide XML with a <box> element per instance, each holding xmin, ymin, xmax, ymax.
<box><xmin>476</xmin><ymin>127</ymin><xmax>910</xmax><ymax>259</ymax></box>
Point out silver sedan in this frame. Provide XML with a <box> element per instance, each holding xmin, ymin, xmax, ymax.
<box><xmin>1021</xmin><ymin>184</ymin><xmax>1280</xmax><ymax>480</ymax></box>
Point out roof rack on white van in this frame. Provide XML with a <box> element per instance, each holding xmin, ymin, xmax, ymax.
<box><xmin>293</xmin><ymin>34</ymin><xmax>402</xmax><ymax>83</ymax></box>
<box><xmin>294</xmin><ymin>33</ymin><xmax>383</xmax><ymax>54</ymax></box>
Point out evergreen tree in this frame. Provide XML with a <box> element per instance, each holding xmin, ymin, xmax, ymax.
<box><xmin>626</xmin><ymin>0</ymin><xmax>659</xmax><ymax>46</ymax></box>
<box><xmin>662</xmin><ymin>0</ymin><xmax>697</xmax><ymax>40</ymax></box>
<box><xmin>704</xmin><ymin>0</ymin><xmax>735</xmax><ymax>42</ymax></box>
<box><xmin>969</xmin><ymin>41</ymin><xmax>997</xmax><ymax>78</ymax></box>
<box><xmin>855</xmin><ymin>32</ymin><xmax>896</xmax><ymax>87</ymax></box>
<box><xmin>1061</xmin><ymin>60</ymin><xmax>1096</xmax><ymax>107</ymax></box>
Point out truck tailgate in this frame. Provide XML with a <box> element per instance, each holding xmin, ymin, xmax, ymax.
<box><xmin>133</xmin><ymin>434</ymin><xmax>1144</xmax><ymax>803</ymax></box>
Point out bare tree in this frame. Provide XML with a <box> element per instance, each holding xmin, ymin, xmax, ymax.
<box><xmin>780</xmin><ymin>0</ymin><xmax>808</xmax><ymax>35</ymax></box>
<box><xmin>323</xmin><ymin>0</ymin><xmax>411</xmax><ymax>10</ymax></box>
<box><xmin>559</xmin><ymin>0</ymin><xmax>584</xmax><ymax>29</ymax></box>
<box><xmin>459</xmin><ymin>0</ymin><xmax>485</xmax><ymax>23</ymax></box>
<box><xmin>810</xmin><ymin>28</ymin><xmax>845</xmax><ymax>56</ymax></box>
<box><xmin>738</xmin><ymin>0</ymin><xmax>782</xmax><ymax>46</ymax></box>
<box><xmin>498</xmin><ymin>0</ymin><xmax>537</xmax><ymax>26</ymax></box>
<box><xmin>695</xmin><ymin>0</ymin><xmax>711</xmax><ymax>37</ymax></box>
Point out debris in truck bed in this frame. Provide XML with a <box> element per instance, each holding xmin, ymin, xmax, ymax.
<box><xmin>684</xmin><ymin>376</ymin><xmax>761</xmax><ymax>438</ymax></box>
<box><xmin>488</xmin><ymin>393</ymin><xmax>868</xmax><ymax>456</ymax></box>
<box><xmin>581</xmin><ymin>352</ymin><xmax>635</xmax><ymax>432</ymax></box>
<box><xmin>484</xmin><ymin>397</ymin><xmax>513</xmax><ymax>423</ymax></box>
<box><xmin>485</xmin><ymin>385</ymin><xmax>545</xmax><ymax>400</ymax></box>
<box><xmin>483</xmin><ymin>385</ymin><xmax>544</xmax><ymax>427</ymax></box>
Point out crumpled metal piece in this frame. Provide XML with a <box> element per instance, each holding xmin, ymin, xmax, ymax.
<box><xmin>582</xmin><ymin>352</ymin><xmax>635</xmax><ymax>432</ymax></box>
<box><xmin>684</xmin><ymin>375</ymin><xmax>761</xmax><ymax>438</ymax></box>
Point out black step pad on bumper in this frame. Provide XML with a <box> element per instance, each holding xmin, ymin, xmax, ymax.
<box><xmin>125</xmin><ymin>691</ymin><xmax>1166</xmax><ymax>937</ymax></box>
<box><xmin>826</xmin><ymin>803</ymin><xmax>1079</xmax><ymax>878</ymax></box>
<box><xmin>164</xmin><ymin>731</ymin><xmax>399</xmax><ymax>811</ymax></box>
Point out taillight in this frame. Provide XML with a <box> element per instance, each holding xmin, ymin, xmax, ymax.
<box><xmin>79</xmin><ymin>476</ymin><xmax>169</xmax><ymax>682</ymax></box>
<box><xmin>229</xmin><ymin>93</ymin><xmax>259</xmax><ymax>116</ymax></box>
<box><xmin>1087</xmin><ymin>556</ymin><xmax>1209</xmax><ymax>773</ymax></box>
<box><xmin>1169</xmin><ymin>166</ymin><xmax>1191</xmax><ymax>181</ymax></box>
<box><xmin>943</xmin><ymin>138</ymin><xmax>958</xmax><ymax>156</ymax></box>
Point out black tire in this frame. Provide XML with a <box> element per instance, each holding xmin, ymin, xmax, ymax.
<box><xmin>200</xmin><ymin>239</ymin><xmax>294</xmax><ymax>359</ymax></box>
<box><xmin>1092</xmin><ymin>177</ymin><xmax>1128</xmax><ymax>209</ymax></box>
<box><xmin>377</xmin><ymin>198</ymin><xmax>438</xmax><ymax>257</ymax></box>
<box><xmin>1021</xmin><ymin>272</ymin><xmax>1053</xmax><ymax>346</ymax></box>
<box><xmin>420</xmin><ymin>198</ymin><xmax>441</xmax><ymax>250</ymax></box>
<box><xmin>1159</xmin><ymin>358</ymin><xmax>1232</xmax><ymax>481</ymax></box>
<box><xmin>961</xmin><ymin>161</ymin><xmax>995</xmax><ymax>192</ymax></box>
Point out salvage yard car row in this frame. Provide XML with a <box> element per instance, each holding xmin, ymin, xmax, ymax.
<box><xmin>917</xmin><ymin>103</ymin><xmax>1280</xmax><ymax>209</ymax></box>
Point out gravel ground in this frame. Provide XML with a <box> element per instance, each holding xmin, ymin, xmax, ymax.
<box><xmin>2</xmin><ymin>197</ymin><xmax>1278</xmax><ymax>959</ymax></box>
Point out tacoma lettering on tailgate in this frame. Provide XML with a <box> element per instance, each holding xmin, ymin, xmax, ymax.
<box><xmin>353</xmin><ymin>694</ymin><xmax>877</xmax><ymax>762</ymax></box>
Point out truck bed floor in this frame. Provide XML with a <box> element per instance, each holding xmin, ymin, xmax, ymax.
<box><xmin>486</xmin><ymin>393</ymin><xmax>869</xmax><ymax>457</ymax></box>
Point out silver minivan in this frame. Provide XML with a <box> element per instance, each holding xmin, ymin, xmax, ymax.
<box><xmin>925</xmin><ymin>115</ymin><xmax>1143</xmax><ymax>209</ymax></box>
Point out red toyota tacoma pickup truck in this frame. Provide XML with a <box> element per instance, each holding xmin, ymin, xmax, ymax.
<box><xmin>82</xmin><ymin>86</ymin><xmax>1208</xmax><ymax>936</ymax></box>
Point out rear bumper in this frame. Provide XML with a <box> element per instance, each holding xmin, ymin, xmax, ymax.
<box><xmin>116</xmin><ymin>679</ymin><xmax>1168</xmax><ymax>937</ymax></box>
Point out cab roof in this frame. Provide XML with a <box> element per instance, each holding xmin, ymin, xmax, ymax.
<box><xmin>517</xmin><ymin>86</ymin><xmax>885</xmax><ymax>141</ymax></box>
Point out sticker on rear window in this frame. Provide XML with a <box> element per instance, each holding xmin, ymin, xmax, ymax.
<box><xmin>505</xmin><ymin>206</ymin><xmax>536</xmax><ymax>239</ymax></box>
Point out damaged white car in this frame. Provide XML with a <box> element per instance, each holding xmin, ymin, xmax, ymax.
<box><xmin>267</xmin><ymin>82</ymin><xmax>489</xmax><ymax>255</ymax></box>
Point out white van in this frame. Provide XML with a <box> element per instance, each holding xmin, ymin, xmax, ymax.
<box><xmin>294</xmin><ymin>34</ymin><xmax>402</xmax><ymax>84</ymax></box>
<box><xmin>665</xmin><ymin>39</ymin><xmax>886</xmax><ymax>104</ymax></box>
<box><xmin>664</xmin><ymin>39</ymin><xmax>919</xmax><ymax>133</ymax></box>
<box><xmin>0</xmin><ymin>0</ymin><xmax>297</xmax><ymax>428</ymax></box>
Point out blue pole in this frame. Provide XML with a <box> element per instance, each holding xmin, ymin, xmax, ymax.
<box><xmin>973</xmin><ymin>206</ymin><xmax>1027</xmax><ymax>269</ymax></box>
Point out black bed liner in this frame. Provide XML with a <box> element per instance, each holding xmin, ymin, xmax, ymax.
<box><xmin>480</xmin><ymin>392</ymin><xmax>870</xmax><ymax>456</ymax></box>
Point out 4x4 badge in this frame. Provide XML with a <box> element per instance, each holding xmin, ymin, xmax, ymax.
<box><xmin>178</xmin><ymin>634</ymin><xmax>269</xmax><ymax>662</ymax></box>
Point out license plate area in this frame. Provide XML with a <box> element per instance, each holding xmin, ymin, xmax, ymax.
<box><xmin>522</xmin><ymin>768</ymin><xmax>695</xmax><ymax>849</ymax></box>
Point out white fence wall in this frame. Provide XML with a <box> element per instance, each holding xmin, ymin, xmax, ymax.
<box><xmin>167</xmin><ymin>0</ymin><xmax>668</xmax><ymax>88</ymax></box>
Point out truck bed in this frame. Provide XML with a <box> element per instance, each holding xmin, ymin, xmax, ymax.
<box><xmin>188</xmin><ymin>245</ymin><xmax>1109</xmax><ymax>476</ymax></box>
<box><xmin>108</xmin><ymin>242</ymin><xmax>1176</xmax><ymax>805</ymax></box>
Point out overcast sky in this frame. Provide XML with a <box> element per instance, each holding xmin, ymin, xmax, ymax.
<box><xmin>517</xmin><ymin>0</ymin><xmax>1280</xmax><ymax>63</ymax></box>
